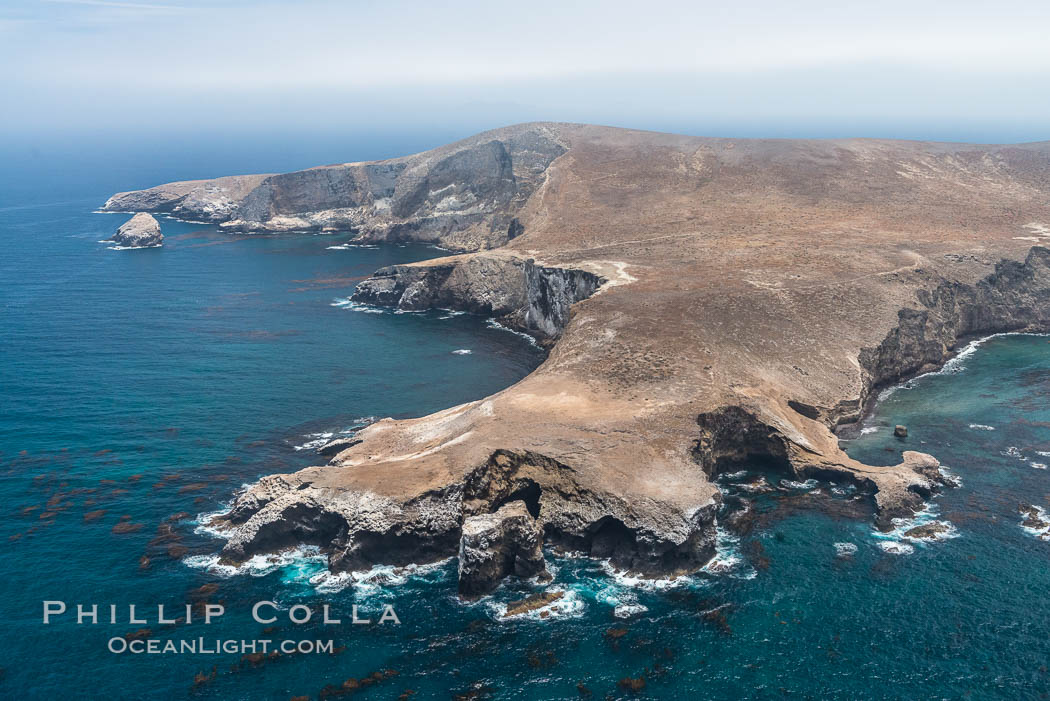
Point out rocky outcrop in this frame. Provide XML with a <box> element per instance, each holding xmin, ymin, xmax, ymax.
<box><xmin>317</xmin><ymin>438</ymin><xmax>360</xmax><ymax>458</ymax></box>
<box><xmin>216</xmin><ymin>471</ymin><xmax>463</xmax><ymax>574</ymax></box>
<box><xmin>103</xmin><ymin>174</ymin><xmax>271</xmax><ymax>223</ymax></box>
<box><xmin>102</xmin><ymin>125</ymin><xmax>567</xmax><ymax>250</ymax></box>
<box><xmin>351</xmin><ymin>252</ymin><xmax>603</xmax><ymax>341</ymax></box>
<box><xmin>462</xmin><ymin>450</ymin><xmax>718</xmax><ymax>576</ymax></box>
<box><xmin>188</xmin><ymin>125</ymin><xmax>1050</xmax><ymax>594</ymax></box>
<box><xmin>109</xmin><ymin>213</ymin><xmax>162</xmax><ymax>248</ymax></box>
<box><xmin>458</xmin><ymin>500</ymin><xmax>548</xmax><ymax>599</ymax></box>
<box><xmin>691</xmin><ymin>404</ymin><xmax>949</xmax><ymax>530</ymax></box>
<box><xmin>214</xmin><ymin>438</ymin><xmax>719</xmax><ymax>595</ymax></box>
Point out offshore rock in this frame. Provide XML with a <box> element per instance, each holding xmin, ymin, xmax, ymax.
<box><xmin>109</xmin><ymin>213</ymin><xmax>162</xmax><ymax>248</ymax></box>
<box><xmin>458</xmin><ymin>500</ymin><xmax>548</xmax><ymax>599</ymax></box>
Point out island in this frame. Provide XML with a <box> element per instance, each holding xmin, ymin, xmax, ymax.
<box><xmin>103</xmin><ymin>123</ymin><xmax>1050</xmax><ymax>594</ymax></box>
<box><xmin>108</xmin><ymin>212</ymin><xmax>163</xmax><ymax>248</ymax></box>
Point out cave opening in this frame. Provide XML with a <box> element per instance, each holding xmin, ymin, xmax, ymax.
<box><xmin>587</xmin><ymin>516</ymin><xmax>636</xmax><ymax>560</ymax></box>
<box><xmin>493</xmin><ymin>480</ymin><xmax>542</xmax><ymax>518</ymax></box>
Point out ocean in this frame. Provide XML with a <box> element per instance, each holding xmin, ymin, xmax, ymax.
<box><xmin>3</xmin><ymin>135</ymin><xmax>1050</xmax><ymax>699</ymax></box>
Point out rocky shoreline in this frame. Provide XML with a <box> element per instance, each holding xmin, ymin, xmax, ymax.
<box><xmin>105</xmin><ymin>123</ymin><xmax>1050</xmax><ymax>596</ymax></box>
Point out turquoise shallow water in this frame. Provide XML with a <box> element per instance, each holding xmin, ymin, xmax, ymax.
<box><xmin>4</xmin><ymin>140</ymin><xmax>1050</xmax><ymax>700</ymax></box>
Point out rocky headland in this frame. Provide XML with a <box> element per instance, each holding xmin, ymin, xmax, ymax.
<box><xmin>106</xmin><ymin>123</ymin><xmax>1050</xmax><ymax>594</ymax></box>
<box><xmin>109</xmin><ymin>212</ymin><xmax>163</xmax><ymax>248</ymax></box>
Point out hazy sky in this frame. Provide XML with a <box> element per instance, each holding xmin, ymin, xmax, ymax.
<box><xmin>3</xmin><ymin>0</ymin><xmax>1049</xmax><ymax>141</ymax></box>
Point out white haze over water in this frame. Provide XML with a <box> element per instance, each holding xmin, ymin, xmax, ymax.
<box><xmin>1</xmin><ymin>0</ymin><xmax>1049</xmax><ymax>142</ymax></box>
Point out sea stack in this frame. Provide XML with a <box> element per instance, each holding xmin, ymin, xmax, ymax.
<box><xmin>110</xmin><ymin>213</ymin><xmax>162</xmax><ymax>248</ymax></box>
<box><xmin>458</xmin><ymin>500</ymin><xmax>549</xmax><ymax>599</ymax></box>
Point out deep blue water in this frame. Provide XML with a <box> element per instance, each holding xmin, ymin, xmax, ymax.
<box><xmin>4</xmin><ymin>140</ymin><xmax>1050</xmax><ymax>700</ymax></box>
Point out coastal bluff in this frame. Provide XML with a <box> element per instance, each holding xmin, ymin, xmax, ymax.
<box><xmin>107</xmin><ymin>123</ymin><xmax>1050</xmax><ymax>592</ymax></box>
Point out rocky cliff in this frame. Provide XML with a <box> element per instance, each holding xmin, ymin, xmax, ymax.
<box><xmin>117</xmin><ymin>124</ymin><xmax>1050</xmax><ymax>595</ymax></box>
<box><xmin>351</xmin><ymin>252</ymin><xmax>603</xmax><ymax>341</ymax></box>
<box><xmin>102</xmin><ymin>125</ymin><xmax>568</xmax><ymax>251</ymax></box>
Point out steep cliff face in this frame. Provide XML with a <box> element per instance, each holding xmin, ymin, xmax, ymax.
<box><xmin>216</xmin><ymin>436</ymin><xmax>718</xmax><ymax>589</ymax></box>
<box><xmin>102</xmin><ymin>174</ymin><xmax>273</xmax><ymax>222</ymax></box>
<box><xmin>351</xmin><ymin>253</ymin><xmax>604</xmax><ymax>341</ymax></box>
<box><xmin>860</xmin><ymin>247</ymin><xmax>1050</xmax><ymax>402</ymax></box>
<box><xmin>461</xmin><ymin>450</ymin><xmax>717</xmax><ymax>577</ymax></box>
<box><xmin>102</xmin><ymin>124</ymin><xmax>568</xmax><ymax>251</ymax></box>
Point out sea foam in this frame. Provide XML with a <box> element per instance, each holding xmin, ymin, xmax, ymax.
<box><xmin>486</xmin><ymin>319</ymin><xmax>542</xmax><ymax>349</ymax></box>
<box><xmin>330</xmin><ymin>297</ymin><xmax>385</xmax><ymax>313</ymax></box>
<box><xmin>876</xmin><ymin>332</ymin><xmax>1050</xmax><ymax>401</ymax></box>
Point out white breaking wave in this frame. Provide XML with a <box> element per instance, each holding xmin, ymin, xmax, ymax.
<box><xmin>1004</xmin><ymin>446</ymin><xmax>1025</xmax><ymax>460</ymax></box>
<box><xmin>834</xmin><ymin>542</ymin><xmax>858</xmax><ymax>557</ymax></box>
<box><xmin>779</xmin><ymin>478</ymin><xmax>818</xmax><ymax>490</ymax></box>
<box><xmin>938</xmin><ymin>465</ymin><xmax>963</xmax><ymax>487</ymax></box>
<box><xmin>293</xmin><ymin>431</ymin><xmax>334</xmax><ymax>451</ymax></box>
<box><xmin>292</xmin><ymin>417</ymin><xmax>376</xmax><ymax>451</ymax></box>
<box><xmin>876</xmin><ymin>332</ymin><xmax>1050</xmax><ymax>402</ymax></box>
<box><xmin>309</xmin><ymin>559</ymin><xmax>452</xmax><ymax>596</ymax></box>
<box><xmin>860</xmin><ymin>426</ymin><xmax>880</xmax><ymax>435</ymax></box>
<box><xmin>452</xmin><ymin>349</ymin><xmax>472</xmax><ymax>355</ymax></box>
<box><xmin>330</xmin><ymin>297</ymin><xmax>385</xmax><ymax>313</ymax></box>
<box><xmin>1031</xmin><ymin>462</ymin><xmax>1048</xmax><ymax>470</ymax></box>
<box><xmin>701</xmin><ymin>527</ymin><xmax>756</xmax><ymax>580</ymax></box>
<box><xmin>718</xmin><ymin>470</ymin><xmax>748</xmax><ymax>481</ymax></box>
<box><xmin>969</xmin><ymin>424</ymin><xmax>995</xmax><ymax>431</ymax></box>
<box><xmin>599</xmin><ymin>559</ymin><xmax>693</xmax><ymax>590</ymax></box>
<box><xmin>191</xmin><ymin>487</ymin><xmax>252</xmax><ymax>540</ymax></box>
<box><xmin>735</xmin><ymin>476</ymin><xmax>773</xmax><ymax>493</ymax></box>
<box><xmin>184</xmin><ymin>546</ymin><xmax>327</xmax><ymax>579</ymax></box>
<box><xmin>613</xmin><ymin>602</ymin><xmax>649</xmax><ymax>618</ymax></box>
<box><xmin>486</xmin><ymin>588</ymin><xmax>587</xmax><ymax>622</ymax></box>
<box><xmin>1020</xmin><ymin>505</ymin><xmax>1050</xmax><ymax>541</ymax></box>
<box><xmin>593</xmin><ymin>582</ymin><xmax>649</xmax><ymax>618</ymax></box>
<box><xmin>485</xmin><ymin>319</ymin><xmax>542</xmax><ymax>349</ymax></box>
<box><xmin>186</xmin><ymin>543</ymin><xmax>452</xmax><ymax>595</ymax></box>
<box><xmin>872</xmin><ymin>503</ymin><xmax>959</xmax><ymax>554</ymax></box>
<box><xmin>878</xmin><ymin>541</ymin><xmax>915</xmax><ymax>555</ymax></box>
<box><xmin>327</xmin><ymin>243</ymin><xmax>378</xmax><ymax>249</ymax></box>
<box><xmin>104</xmin><ymin>243</ymin><xmax>161</xmax><ymax>250</ymax></box>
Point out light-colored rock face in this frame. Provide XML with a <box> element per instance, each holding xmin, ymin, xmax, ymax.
<box><xmin>101</xmin><ymin>125</ymin><xmax>567</xmax><ymax>250</ymax></box>
<box><xmin>103</xmin><ymin>174</ymin><xmax>272</xmax><ymax>223</ymax></box>
<box><xmin>109</xmin><ymin>212</ymin><xmax>162</xmax><ymax>248</ymax></box>
<box><xmin>131</xmin><ymin>124</ymin><xmax>1050</xmax><ymax>592</ymax></box>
